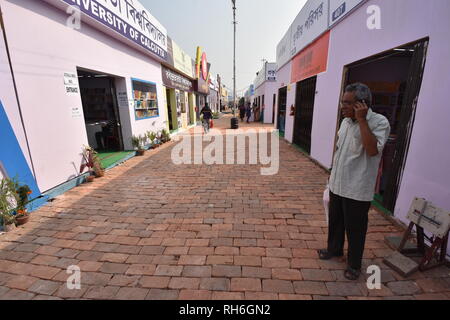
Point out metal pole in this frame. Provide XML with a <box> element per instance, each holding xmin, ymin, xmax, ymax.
<box><xmin>233</xmin><ymin>2</ymin><xmax>236</xmax><ymax>117</ymax></box>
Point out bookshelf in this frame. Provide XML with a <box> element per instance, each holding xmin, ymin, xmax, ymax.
<box><xmin>132</xmin><ymin>79</ymin><xmax>159</xmax><ymax>120</ymax></box>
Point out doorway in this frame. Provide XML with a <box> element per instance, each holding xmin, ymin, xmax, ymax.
<box><xmin>188</xmin><ymin>93</ymin><xmax>195</xmax><ymax>125</ymax></box>
<box><xmin>272</xmin><ymin>93</ymin><xmax>276</xmax><ymax>124</ymax></box>
<box><xmin>260</xmin><ymin>95</ymin><xmax>265</xmax><ymax>123</ymax></box>
<box><xmin>277</xmin><ymin>87</ymin><xmax>287</xmax><ymax>136</ymax></box>
<box><xmin>293</xmin><ymin>76</ymin><xmax>317</xmax><ymax>154</ymax></box>
<box><xmin>166</xmin><ymin>88</ymin><xmax>174</xmax><ymax>131</ymax></box>
<box><xmin>78</xmin><ymin>69</ymin><xmax>124</xmax><ymax>152</ymax></box>
<box><xmin>338</xmin><ymin>38</ymin><xmax>429</xmax><ymax>213</ymax></box>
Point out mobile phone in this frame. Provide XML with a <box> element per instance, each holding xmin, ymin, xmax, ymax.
<box><xmin>354</xmin><ymin>99</ymin><xmax>366</xmax><ymax>109</ymax></box>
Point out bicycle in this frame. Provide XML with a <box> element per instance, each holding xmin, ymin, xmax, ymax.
<box><xmin>202</xmin><ymin>119</ymin><xmax>210</xmax><ymax>134</ymax></box>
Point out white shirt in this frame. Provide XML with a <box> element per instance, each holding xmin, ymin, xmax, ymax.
<box><xmin>329</xmin><ymin>109</ymin><xmax>391</xmax><ymax>202</ymax></box>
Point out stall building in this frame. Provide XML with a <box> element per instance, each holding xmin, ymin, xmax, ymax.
<box><xmin>274</xmin><ymin>0</ymin><xmax>450</xmax><ymax>254</ymax></box>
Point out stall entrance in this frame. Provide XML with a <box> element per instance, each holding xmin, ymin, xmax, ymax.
<box><xmin>78</xmin><ymin>69</ymin><xmax>124</xmax><ymax>153</ymax></box>
<box><xmin>272</xmin><ymin>94</ymin><xmax>276</xmax><ymax>124</ymax></box>
<box><xmin>293</xmin><ymin>76</ymin><xmax>317</xmax><ymax>155</ymax></box>
<box><xmin>339</xmin><ymin>38</ymin><xmax>429</xmax><ymax>213</ymax></box>
<box><xmin>166</xmin><ymin>88</ymin><xmax>175</xmax><ymax>131</ymax></box>
<box><xmin>277</xmin><ymin>87</ymin><xmax>287</xmax><ymax>136</ymax></box>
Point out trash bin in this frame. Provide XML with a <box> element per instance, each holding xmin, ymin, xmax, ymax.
<box><xmin>231</xmin><ymin>117</ymin><xmax>239</xmax><ymax>129</ymax></box>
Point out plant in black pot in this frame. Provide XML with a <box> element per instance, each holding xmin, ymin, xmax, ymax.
<box><xmin>154</xmin><ymin>130</ymin><xmax>162</xmax><ymax>147</ymax></box>
<box><xmin>147</xmin><ymin>131</ymin><xmax>157</xmax><ymax>148</ymax></box>
<box><xmin>161</xmin><ymin>129</ymin><xmax>171</xmax><ymax>143</ymax></box>
<box><xmin>149</xmin><ymin>131</ymin><xmax>159</xmax><ymax>148</ymax></box>
<box><xmin>15</xmin><ymin>185</ymin><xmax>32</xmax><ymax>226</ymax></box>
<box><xmin>132</xmin><ymin>135</ymin><xmax>146</xmax><ymax>155</ymax></box>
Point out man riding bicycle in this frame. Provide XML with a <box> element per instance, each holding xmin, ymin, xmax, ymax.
<box><xmin>200</xmin><ymin>103</ymin><xmax>213</xmax><ymax>133</ymax></box>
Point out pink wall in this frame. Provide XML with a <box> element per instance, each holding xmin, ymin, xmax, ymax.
<box><xmin>310</xmin><ymin>0</ymin><xmax>450</xmax><ymax>241</ymax></box>
<box><xmin>2</xmin><ymin>0</ymin><xmax>168</xmax><ymax>191</ymax></box>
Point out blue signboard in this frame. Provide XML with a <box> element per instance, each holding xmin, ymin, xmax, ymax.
<box><xmin>332</xmin><ymin>3</ymin><xmax>346</xmax><ymax>22</ymax></box>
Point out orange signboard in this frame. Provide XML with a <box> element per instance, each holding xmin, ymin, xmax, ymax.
<box><xmin>291</xmin><ymin>31</ymin><xmax>330</xmax><ymax>84</ymax></box>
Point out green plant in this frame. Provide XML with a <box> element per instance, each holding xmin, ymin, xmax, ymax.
<box><xmin>212</xmin><ymin>112</ymin><xmax>220</xmax><ymax>119</ymax></box>
<box><xmin>131</xmin><ymin>135</ymin><xmax>144</xmax><ymax>150</ymax></box>
<box><xmin>156</xmin><ymin>130</ymin><xmax>163</xmax><ymax>143</ymax></box>
<box><xmin>147</xmin><ymin>131</ymin><xmax>157</xmax><ymax>145</ymax></box>
<box><xmin>161</xmin><ymin>129</ymin><xmax>171</xmax><ymax>143</ymax></box>
<box><xmin>0</xmin><ymin>177</ymin><xmax>19</xmax><ymax>226</ymax></box>
<box><xmin>16</xmin><ymin>185</ymin><xmax>31</xmax><ymax>215</ymax></box>
<box><xmin>140</xmin><ymin>135</ymin><xmax>148</xmax><ymax>148</ymax></box>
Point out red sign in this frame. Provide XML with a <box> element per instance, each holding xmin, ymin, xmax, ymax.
<box><xmin>291</xmin><ymin>31</ymin><xmax>330</xmax><ymax>83</ymax></box>
<box><xmin>201</xmin><ymin>52</ymin><xmax>208</xmax><ymax>81</ymax></box>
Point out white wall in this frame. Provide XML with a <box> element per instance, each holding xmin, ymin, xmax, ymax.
<box><xmin>254</xmin><ymin>81</ymin><xmax>279</xmax><ymax>124</ymax></box>
<box><xmin>283</xmin><ymin>83</ymin><xmax>297</xmax><ymax>143</ymax></box>
<box><xmin>274</xmin><ymin>61</ymin><xmax>292</xmax><ymax>131</ymax></box>
<box><xmin>2</xmin><ymin>0</ymin><xmax>167</xmax><ymax>191</ymax></box>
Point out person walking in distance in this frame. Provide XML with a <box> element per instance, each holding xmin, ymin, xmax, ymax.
<box><xmin>246</xmin><ymin>102</ymin><xmax>252</xmax><ymax>123</ymax></box>
<box><xmin>200</xmin><ymin>103</ymin><xmax>213</xmax><ymax>133</ymax></box>
<box><xmin>318</xmin><ymin>83</ymin><xmax>391</xmax><ymax>280</ymax></box>
<box><xmin>239</xmin><ymin>102</ymin><xmax>246</xmax><ymax>122</ymax></box>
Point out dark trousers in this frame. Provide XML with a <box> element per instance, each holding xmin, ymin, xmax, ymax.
<box><xmin>327</xmin><ymin>191</ymin><xmax>371</xmax><ymax>270</ymax></box>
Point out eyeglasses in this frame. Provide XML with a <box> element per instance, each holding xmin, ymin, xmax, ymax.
<box><xmin>340</xmin><ymin>100</ymin><xmax>356</xmax><ymax>107</ymax></box>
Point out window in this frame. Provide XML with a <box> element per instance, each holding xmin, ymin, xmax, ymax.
<box><xmin>132</xmin><ymin>79</ymin><xmax>159</xmax><ymax>120</ymax></box>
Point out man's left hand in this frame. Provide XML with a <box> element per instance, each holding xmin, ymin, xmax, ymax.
<box><xmin>354</xmin><ymin>101</ymin><xmax>369</xmax><ymax>122</ymax></box>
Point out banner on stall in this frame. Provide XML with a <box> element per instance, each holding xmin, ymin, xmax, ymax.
<box><xmin>291</xmin><ymin>31</ymin><xmax>330</xmax><ymax>83</ymax></box>
<box><xmin>48</xmin><ymin>0</ymin><xmax>168</xmax><ymax>60</ymax></box>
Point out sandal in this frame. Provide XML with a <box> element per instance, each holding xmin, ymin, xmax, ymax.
<box><xmin>317</xmin><ymin>249</ymin><xmax>343</xmax><ymax>260</ymax></box>
<box><xmin>344</xmin><ymin>267</ymin><xmax>361</xmax><ymax>280</ymax></box>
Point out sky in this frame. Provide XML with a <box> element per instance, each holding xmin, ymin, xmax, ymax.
<box><xmin>142</xmin><ymin>0</ymin><xmax>307</xmax><ymax>95</ymax></box>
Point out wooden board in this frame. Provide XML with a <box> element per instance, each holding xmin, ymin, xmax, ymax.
<box><xmin>406</xmin><ymin>198</ymin><xmax>450</xmax><ymax>238</ymax></box>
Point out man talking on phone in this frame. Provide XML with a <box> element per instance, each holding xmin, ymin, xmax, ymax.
<box><xmin>318</xmin><ymin>83</ymin><xmax>391</xmax><ymax>280</ymax></box>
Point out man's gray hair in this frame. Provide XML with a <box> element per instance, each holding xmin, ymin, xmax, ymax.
<box><xmin>345</xmin><ymin>83</ymin><xmax>373</xmax><ymax>106</ymax></box>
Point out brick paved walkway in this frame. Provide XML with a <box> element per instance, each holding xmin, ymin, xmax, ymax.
<box><xmin>0</xmin><ymin>115</ymin><xmax>449</xmax><ymax>300</ymax></box>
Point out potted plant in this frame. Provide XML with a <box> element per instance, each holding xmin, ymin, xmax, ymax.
<box><xmin>145</xmin><ymin>131</ymin><xmax>154</xmax><ymax>149</ymax></box>
<box><xmin>0</xmin><ymin>177</ymin><xmax>19</xmax><ymax>232</ymax></box>
<box><xmin>161</xmin><ymin>129</ymin><xmax>171</xmax><ymax>143</ymax></box>
<box><xmin>147</xmin><ymin>131</ymin><xmax>158</xmax><ymax>148</ymax></box>
<box><xmin>15</xmin><ymin>185</ymin><xmax>32</xmax><ymax>226</ymax></box>
<box><xmin>93</xmin><ymin>154</ymin><xmax>105</xmax><ymax>178</ymax></box>
<box><xmin>80</xmin><ymin>146</ymin><xmax>97</xmax><ymax>182</ymax></box>
<box><xmin>132</xmin><ymin>135</ymin><xmax>146</xmax><ymax>155</ymax></box>
<box><xmin>156</xmin><ymin>130</ymin><xmax>163</xmax><ymax>147</ymax></box>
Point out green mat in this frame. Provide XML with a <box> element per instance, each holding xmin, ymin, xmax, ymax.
<box><xmin>372</xmin><ymin>193</ymin><xmax>393</xmax><ymax>216</ymax></box>
<box><xmin>97</xmin><ymin>151</ymin><xmax>134</xmax><ymax>169</ymax></box>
